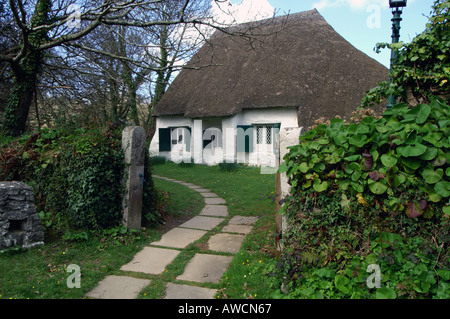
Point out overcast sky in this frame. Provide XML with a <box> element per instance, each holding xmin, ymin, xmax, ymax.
<box><xmin>215</xmin><ymin>0</ymin><xmax>436</xmax><ymax>68</ymax></box>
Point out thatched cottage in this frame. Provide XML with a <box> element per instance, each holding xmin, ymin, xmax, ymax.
<box><xmin>149</xmin><ymin>9</ymin><xmax>388</xmax><ymax>167</ymax></box>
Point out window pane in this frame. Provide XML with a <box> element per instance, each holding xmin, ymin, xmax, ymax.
<box><xmin>257</xmin><ymin>126</ymin><xmax>263</xmax><ymax>144</ymax></box>
<box><xmin>266</xmin><ymin>125</ymin><xmax>272</xmax><ymax>144</ymax></box>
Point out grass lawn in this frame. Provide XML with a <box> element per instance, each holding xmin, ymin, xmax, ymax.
<box><xmin>0</xmin><ymin>161</ymin><xmax>279</xmax><ymax>299</ymax></box>
<box><xmin>152</xmin><ymin>161</ymin><xmax>279</xmax><ymax>299</ymax></box>
<box><xmin>0</xmin><ymin>166</ymin><xmax>205</xmax><ymax>299</ymax></box>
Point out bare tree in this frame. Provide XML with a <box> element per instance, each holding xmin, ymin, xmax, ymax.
<box><xmin>0</xmin><ymin>0</ymin><xmax>220</xmax><ymax>135</ymax></box>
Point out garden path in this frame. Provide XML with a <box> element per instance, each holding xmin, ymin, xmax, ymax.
<box><xmin>85</xmin><ymin>175</ymin><xmax>258</xmax><ymax>299</ymax></box>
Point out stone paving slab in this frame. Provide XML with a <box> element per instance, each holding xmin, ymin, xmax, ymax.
<box><xmin>221</xmin><ymin>224</ymin><xmax>253</xmax><ymax>234</ymax></box>
<box><xmin>120</xmin><ymin>247</ymin><xmax>180</xmax><ymax>275</ymax></box>
<box><xmin>179</xmin><ymin>216</ymin><xmax>224</xmax><ymax>230</ymax></box>
<box><xmin>180</xmin><ymin>182</ymin><xmax>196</xmax><ymax>187</ymax></box>
<box><xmin>229</xmin><ymin>215</ymin><xmax>259</xmax><ymax>225</ymax></box>
<box><xmin>193</xmin><ymin>188</ymin><xmax>211</xmax><ymax>193</ymax></box>
<box><xmin>200</xmin><ymin>192</ymin><xmax>219</xmax><ymax>198</ymax></box>
<box><xmin>207</xmin><ymin>233</ymin><xmax>245</xmax><ymax>253</ymax></box>
<box><xmin>164</xmin><ymin>283</ymin><xmax>217</xmax><ymax>299</ymax></box>
<box><xmin>187</xmin><ymin>185</ymin><xmax>202</xmax><ymax>189</ymax></box>
<box><xmin>86</xmin><ymin>275</ymin><xmax>150</xmax><ymax>299</ymax></box>
<box><xmin>200</xmin><ymin>205</ymin><xmax>228</xmax><ymax>217</ymax></box>
<box><xmin>204</xmin><ymin>197</ymin><xmax>226</xmax><ymax>205</ymax></box>
<box><xmin>177</xmin><ymin>254</ymin><xmax>233</xmax><ymax>283</ymax></box>
<box><xmin>151</xmin><ymin>227</ymin><xmax>207</xmax><ymax>249</ymax></box>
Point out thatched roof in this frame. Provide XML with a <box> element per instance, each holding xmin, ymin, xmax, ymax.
<box><xmin>154</xmin><ymin>9</ymin><xmax>389</xmax><ymax>128</ymax></box>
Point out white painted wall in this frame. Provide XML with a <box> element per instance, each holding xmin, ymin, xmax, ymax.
<box><xmin>149</xmin><ymin>107</ymin><xmax>299</xmax><ymax>167</ymax></box>
<box><xmin>149</xmin><ymin>115</ymin><xmax>193</xmax><ymax>163</ymax></box>
<box><xmin>235</xmin><ymin>107</ymin><xmax>298</xmax><ymax>167</ymax></box>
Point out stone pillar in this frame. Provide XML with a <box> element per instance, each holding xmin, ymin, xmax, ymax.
<box><xmin>122</xmin><ymin>126</ymin><xmax>146</xmax><ymax>230</ymax></box>
<box><xmin>277</xmin><ymin>127</ymin><xmax>305</xmax><ymax>235</ymax></box>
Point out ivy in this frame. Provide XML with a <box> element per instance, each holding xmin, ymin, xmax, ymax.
<box><xmin>274</xmin><ymin>98</ymin><xmax>449</xmax><ymax>299</ymax></box>
<box><xmin>0</xmin><ymin>123</ymin><xmax>160</xmax><ymax>235</ymax></box>
<box><xmin>362</xmin><ymin>0</ymin><xmax>449</xmax><ymax>108</ymax></box>
<box><xmin>280</xmin><ymin>98</ymin><xmax>449</xmax><ymax>213</ymax></box>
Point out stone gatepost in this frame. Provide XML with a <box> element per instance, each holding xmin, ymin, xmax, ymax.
<box><xmin>122</xmin><ymin>126</ymin><xmax>146</xmax><ymax>230</ymax></box>
<box><xmin>276</xmin><ymin>127</ymin><xmax>305</xmax><ymax>242</ymax></box>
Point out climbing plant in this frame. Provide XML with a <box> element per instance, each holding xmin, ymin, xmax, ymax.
<box><xmin>362</xmin><ymin>0</ymin><xmax>449</xmax><ymax>108</ymax></box>
<box><xmin>275</xmin><ymin>97</ymin><xmax>449</xmax><ymax>299</ymax></box>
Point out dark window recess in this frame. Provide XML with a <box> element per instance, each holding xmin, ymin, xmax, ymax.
<box><xmin>8</xmin><ymin>219</ymin><xmax>27</xmax><ymax>232</ymax></box>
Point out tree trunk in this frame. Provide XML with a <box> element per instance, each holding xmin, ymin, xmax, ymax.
<box><xmin>2</xmin><ymin>0</ymin><xmax>51</xmax><ymax>136</ymax></box>
<box><xmin>2</xmin><ymin>62</ymin><xmax>38</xmax><ymax>136</ymax></box>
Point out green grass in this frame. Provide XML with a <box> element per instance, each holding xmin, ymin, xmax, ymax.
<box><xmin>153</xmin><ymin>162</ymin><xmax>279</xmax><ymax>299</ymax></box>
<box><xmin>0</xmin><ymin>161</ymin><xmax>279</xmax><ymax>299</ymax></box>
<box><xmin>153</xmin><ymin>161</ymin><xmax>276</xmax><ymax>217</ymax></box>
<box><xmin>0</xmin><ymin>231</ymin><xmax>157</xmax><ymax>299</ymax></box>
<box><xmin>0</xmin><ymin>166</ymin><xmax>205</xmax><ymax>299</ymax></box>
<box><xmin>153</xmin><ymin>177</ymin><xmax>205</xmax><ymax>218</ymax></box>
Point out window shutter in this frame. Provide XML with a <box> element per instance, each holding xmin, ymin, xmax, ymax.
<box><xmin>273</xmin><ymin>123</ymin><xmax>281</xmax><ymax>153</ymax></box>
<box><xmin>237</xmin><ymin>125</ymin><xmax>253</xmax><ymax>152</ymax></box>
<box><xmin>159</xmin><ymin>128</ymin><xmax>171</xmax><ymax>152</ymax></box>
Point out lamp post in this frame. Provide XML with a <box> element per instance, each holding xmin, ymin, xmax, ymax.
<box><xmin>387</xmin><ymin>0</ymin><xmax>407</xmax><ymax>109</ymax></box>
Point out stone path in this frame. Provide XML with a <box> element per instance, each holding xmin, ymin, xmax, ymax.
<box><xmin>85</xmin><ymin>175</ymin><xmax>258</xmax><ymax>299</ymax></box>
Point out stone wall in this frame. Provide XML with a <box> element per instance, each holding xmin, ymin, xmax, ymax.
<box><xmin>0</xmin><ymin>181</ymin><xmax>44</xmax><ymax>250</ymax></box>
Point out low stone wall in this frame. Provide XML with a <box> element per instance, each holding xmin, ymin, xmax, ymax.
<box><xmin>0</xmin><ymin>181</ymin><xmax>44</xmax><ymax>250</ymax></box>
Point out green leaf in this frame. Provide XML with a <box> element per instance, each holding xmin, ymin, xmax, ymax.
<box><xmin>375</xmin><ymin>287</ymin><xmax>397</xmax><ymax>299</ymax></box>
<box><xmin>317</xmin><ymin>137</ymin><xmax>329</xmax><ymax>145</ymax></box>
<box><xmin>415</xmin><ymin>104</ymin><xmax>431</xmax><ymax>124</ymax></box>
<box><xmin>419</xmin><ymin>147</ymin><xmax>438</xmax><ymax>161</ymax></box>
<box><xmin>333</xmin><ymin>134</ymin><xmax>348</xmax><ymax>145</ymax></box>
<box><xmin>392</xmin><ymin>174</ymin><xmax>406</xmax><ymax>188</ymax></box>
<box><xmin>299</xmin><ymin>162</ymin><xmax>309</xmax><ymax>173</ymax></box>
<box><xmin>368</xmin><ymin>181</ymin><xmax>388</xmax><ymax>195</ymax></box>
<box><xmin>351</xmin><ymin>181</ymin><xmax>364</xmax><ymax>193</ymax></box>
<box><xmin>334</xmin><ymin>275</ymin><xmax>350</xmax><ymax>294</ymax></box>
<box><xmin>349</xmin><ymin>134</ymin><xmax>368</xmax><ymax>148</ymax></box>
<box><xmin>313</xmin><ymin>178</ymin><xmax>328</xmax><ymax>193</ymax></box>
<box><xmin>397</xmin><ymin>143</ymin><xmax>427</xmax><ymax>157</ymax></box>
<box><xmin>443</xmin><ymin>206</ymin><xmax>450</xmax><ymax>216</ymax></box>
<box><xmin>434</xmin><ymin>181</ymin><xmax>450</xmax><ymax>197</ymax></box>
<box><xmin>400</xmin><ymin>157</ymin><xmax>421</xmax><ymax>170</ymax></box>
<box><xmin>437</xmin><ymin>269</ymin><xmax>450</xmax><ymax>281</ymax></box>
<box><xmin>278</xmin><ymin>162</ymin><xmax>289</xmax><ymax>173</ymax></box>
<box><xmin>380</xmin><ymin>153</ymin><xmax>397</xmax><ymax>168</ymax></box>
<box><xmin>422</xmin><ymin>167</ymin><xmax>443</xmax><ymax>184</ymax></box>
<box><xmin>343</xmin><ymin>154</ymin><xmax>360</xmax><ymax>162</ymax></box>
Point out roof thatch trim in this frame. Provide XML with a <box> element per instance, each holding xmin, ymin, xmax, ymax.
<box><xmin>154</xmin><ymin>9</ymin><xmax>389</xmax><ymax>128</ymax></box>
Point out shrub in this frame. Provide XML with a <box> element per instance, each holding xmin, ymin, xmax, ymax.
<box><xmin>276</xmin><ymin>98</ymin><xmax>449</xmax><ymax>299</ymax></box>
<box><xmin>149</xmin><ymin>156</ymin><xmax>167</xmax><ymax>165</ymax></box>
<box><xmin>219</xmin><ymin>161</ymin><xmax>240</xmax><ymax>172</ymax></box>
<box><xmin>1</xmin><ymin>124</ymin><xmax>133</xmax><ymax>232</ymax></box>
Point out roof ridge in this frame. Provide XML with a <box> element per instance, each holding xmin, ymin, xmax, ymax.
<box><xmin>223</xmin><ymin>8</ymin><xmax>324</xmax><ymax>33</ymax></box>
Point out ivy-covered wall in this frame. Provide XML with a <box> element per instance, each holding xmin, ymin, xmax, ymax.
<box><xmin>275</xmin><ymin>99</ymin><xmax>449</xmax><ymax>299</ymax></box>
